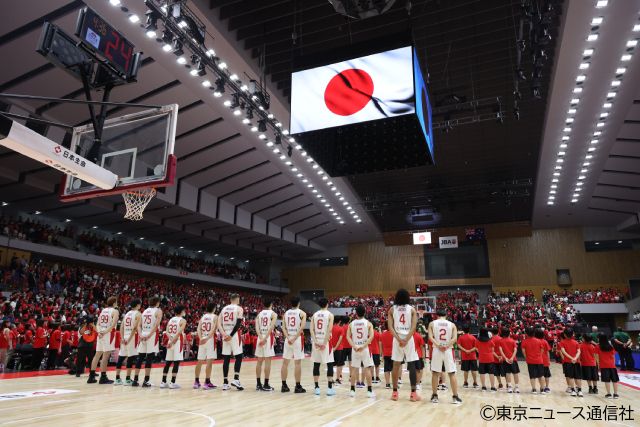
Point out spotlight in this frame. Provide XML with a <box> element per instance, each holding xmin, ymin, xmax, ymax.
<box><xmin>230</xmin><ymin>93</ymin><xmax>240</xmax><ymax>109</ymax></box>
<box><xmin>258</xmin><ymin>119</ymin><xmax>267</xmax><ymax>133</ymax></box>
<box><xmin>171</xmin><ymin>38</ymin><xmax>184</xmax><ymax>56</ymax></box>
<box><xmin>275</xmin><ymin>135</ymin><xmax>282</xmax><ymax>145</ymax></box>
<box><xmin>191</xmin><ymin>57</ymin><xmax>206</xmax><ymax>76</ymax></box>
<box><xmin>246</xmin><ymin>108</ymin><xmax>254</xmax><ymax>121</ymax></box>
<box><xmin>129</xmin><ymin>14</ymin><xmax>140</xmax><ymax>24</ymax></box>
<box><xmin>287</xmin><ymin>145</ymin><xmax>293</xmax><ymax>157</ymax></box>
<box><xmin>161</xmin><ymin>31</ymin><xmax>173</xmax><ymax>52</ymax></box>
<box><xmin>213</xmin><ymin>78</ymin><xmax>225</xmax><ymax>97</ymax></box>
<box><xmin>144</xmin><ymin>11</ymin><xmax>158</xmax><ymax>38</ymax></box>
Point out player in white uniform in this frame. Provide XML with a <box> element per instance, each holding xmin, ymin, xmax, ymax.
<box><xmin>428</xmin><ymin>309</ymin><xmax>462</xmax><ymax>404</ymax></box>
<box><xmin>387</xmin><ymin>288</ymin><xmax>420</xmax><ymax>401</ymax></box>
<box><xmin>194</xmin><ymin>302</ymin><xmax>218</xmax><ymax>390</ymax></box>
<box><xmin>255</xmin><ymin>299</ymin><xmax>277</xmax><ymax>391</ymax></box>
<box><xmin>346</xmin><ymin>305</ymin><xmax>375</xmax><ymax>398</ymax></box>
<box><xmin>281</xmin><ymin>297</ymin><xmax>307</xmax><ymax>393</ymax></box>
<box><xmin>310</xmin><ymin>298</ymin><xmax>335</xmax><ymax>396</ymax></box>
<box><xmin>88</xmin><ymin>296</ymin><xmax>119</xmax><ymax>384</ymax></box>
<box><xmin>114</xmin><ymin>299</ymin><xmax>141</xmax><ymax>386</ymax></box>
<box><xmin>160</xmin><ymin>306</ymin><xmax>186</xmax><ymax>389</ymax></box>
<box><xmin>217</xmin><ymin>293</ymin><xmax>245</xmax><ymax>391</ymax></box>
<box><xmin>133</xmin><ymin>296</ymin><xmax>163</xmax><ymax>387</ymax></box>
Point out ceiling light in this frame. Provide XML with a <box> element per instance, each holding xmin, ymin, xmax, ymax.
<box><xmin>554</xmin><ymin>165</ymin><xmax>562</xmax><ymax>170</ymax></box>
<box><xmin>595</xmin><ymin>0</ymin><xmax>607</xmax><ymax>7</ymax></box>
<box><xmin>551</xmin><ymin>185</ymin><xmax>557</xmax><ymax>189</ymax></box>
<box><xmin>302</xmin><ymin>179</ymin><xmax>308</xmax><ymax>183</ymax></box>
<box><xmin>251</xmin><ymin>126</ymin><xmax>258</xmax><ymax>132</ymax></box>
<box><xmin>565</xmin><ymin>118</ymin><xmax>574</xmax><ymax>124</ymax></box>
<box><xmin>548</xmin><ymin>195</ymin><xmax>556</xmax><ymax>200</ymax></box>
<box><xmin>279</xmin><ymin>154</ymin><xmax>286</xmax><ymax>160</ymax></box>
<box><xmin>312</xmin><ymin>189</ymin><xmax>318</xmax><ymax>193</ymax></box>
<box><xmin>230</xmin><ymin>257</ymin><xmax>235</xmax><ymax>260</ymax></box>
<box><xmin>603</xmin><ymin>102</ymin><xmax>612</xmax><ymax>109</ymax></box>
<box><xmin>588</xmin><ymin>147</ymin><xmax>596</xmax><ymax>152</ymax></box>
<box><xmin>560</xmin><ymin>143</ymin><xmax>568</xmax><ymax>149</ymax></box>
<box><xmin>176</xmin><ymin>56</ymin><xmax>187</xmax><ymax>65</ymax></box>
<box><xmin>571</xmin><ymin>198</ymin><xmax>578</xmax><ymax>203</ymax></box>
<box><xmin>201</xmin><ymin>80</ymin><xmax>211</xmax><ymax>87</ymax></box>
<box><xmin>621</xmin><ymin>54</ymin><xmax>632</xmax><ymax>61</ymax></box>
<box><xmin>562</xmin><ymin>136</ymin><xmax>570</xmax><ymax>141</ymax></box>
<box><xmin>556</xmin><ymin>158</ymin><xmax>564</xmax><ymax>163</ymax></box>
<box><xmin>316</xmin><ymin>194</ymin><xmax>322</xmax><ymax>198</ymax></box>
<box><xmin>587</xmin><ymin>34</ymin><xmax>598</xmax><ymax>42</ymax></box>
<box><xmin>339</xmin><ymin>221</ymin><xmax>345</xmax><ymax>224</ymax></box>
<box><xmin>600</xmin><ymin>112</ymin><xmax>608</xmax><ymax>118</ymax></box>
<box><xmin>558</xmin><ymin>151</ymin><xmax>566</xmax><ymax>156</ymax></box>
<box><xmin>583</xmin><ymin>162</ymin><xmax>590</xmax><ymax>167</ymax></box>
<box><xmin>218</xmin><ymin>62</ymin><xmax>227</xmax><ymax>70</ymax></box>
<box><xmin>577</xmin><ymin>182</ymin><xmax>584</xmax><ymax>186</ymax></box>
<box><xmin>242</xmin><ymin>118</ymin><xmax>250</xmax><ymax>124</ymax></box>
<box><xmin>591</xmin><ymin>17</ymin><xmax>603</xmax><ymax>25</ymax></box>
<box><xmin>634</xmin><ymin>24</ymin><xmax>640</xmax><ymax>32</ymax></box>
<box><xmin>593</xmin><ymin>131</ymin><xmax>601</xmax><ymax>136</ymax></box>
<box><xmin>570</xmin><ymin>98</ymin><xmax>580</xmax><ymax>105</ymax></box>
<box><xmin>139</xmin><ymin>237</ymin><xmax>145</xmax><ymax>240</ymax></box>
<box><xmin>179</xmin><ymin>246</ymin><xmax>184</xmax><ymax>249</ymax></box>
<box><xmin>64</xmin><ymin>218</ymin><xmax>71</xmax><ymax>222</ymax></box>
<box><xmin>129</xmin><ymin>14</ymin><xmax>140</xmax><ymax>23</ymax></box>
<box><xmin>283</xmin><ymin>130</ymin><xmax>290</xmax><ymax>135</ymax></box>
<box><xmin>581</xmin><ymin>168</ymin><xmax>588</xmax><ymax>173</ymax></box>
<box><xmin>573</xmin><ymin>87</ymin><xmax>582</xmax><ymax>94</ymax></box>
<box><xmin>549</xmin><ymin>190</ymin><xmax>556</xmax><ymax>195</ymax></box>
<box><xmin>583</xmin><ymin>48</ymin><xmax>594</xmax><ymax>56</ymax></box>
<box><xmin>116</xmin><ymin>231</ymin><xmax>122</xmax><ymax>235</ymax></box>
<box><xmin>596</xmin><ymin>122</ymin><xmax>604</xmax><ymax>127</ymax></box>
<box><xmin>312</xmin><ymin>164</ymin><xmax>319</xmax><ymax>169</ymax></box>
<box><xmin>223</xmin><ymin>100</ymin><xmax>232</xmax><ymax>107</ymax></box>
<box><xmin>626</xmin><ymin>40</ymin><xmax>638</xmax><ymax>48</ymax></box>
<box><xmin>92</xmin><ymin>225</ymin><xmax>98</xmax><ymax>229</ymax></box>
<box><xmin>307</xmin><ymin>184</ymin><xmax>313</xmax><ymax>188</ymax></box>
<box><xmin>578</xmin><ymin>63</ymin><xmax>589</xmax><ymax>70</ymax></box>
<box><xmin>241</xmin><ymin>85</ymin><xmax>249</xmax><ymax>92</ymax></box>
<box><xmin>229</xmin><ymin>74</ymin><xmax>238</xmax><ymax>81</ymax></box>
<box><xmin>553</xmin><ymin>172</ymin><xmax>561</xmax><ymax>176</ymax></box>
<box><xmin>552</xmin><ymin>178</ymin><xmax>559</xmax><ymax>183</ymax></box>
<box><xmin>259</xmin><ymin>134</ymin><xmax>267</xmax><ymax>140</ymax></box>
<box><xmin>568</xmin><ymin>109</ymin><xmax>577</xmax><ymax>115</ymax></box>
<box><xmin>296</xmin><ymin>173</ymin><xmax>303</xmax><ymax>177</ymax></box>
<box><xmin>576</xmin><ymin>75</ymin><xmax>586</xmax><ymax>82</ymax></box>
<box><xmin>339</xmin><ymin>196</ymin><xmax>345</xmax><ymax>201</ymax></box>
<box><xmin>273</xmin><ymin>148</ymin><xmax>280</xmax><ymax>154</ymax></box>
<box><xmin>578</xmin><ymin>175</ymin><xmax>586</xmax><ymax>180</ymax></box>
<box><xmin>586</xmin><ymin>155</ymin><xmax>593</xmax><ymax>159</ymax></box>
<box><xmin>160</xmin><ymin>242</ymin><xmax>165</xmax><ymax>245</ymax></box>
<box><xmin>547</xmin><ymin>201</ymin><xmax>554</xmax><ymax>205</ymax></box>
<box><xmin>616</xmin><ymin>67</ymin><xmax>627</xmax><ymax>74</ymax></box>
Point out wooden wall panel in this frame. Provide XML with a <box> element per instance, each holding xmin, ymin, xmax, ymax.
<box><xmin>283</xmin><ymin>228</ymin><xmax>640</xmax><ymax>297</ymax></box>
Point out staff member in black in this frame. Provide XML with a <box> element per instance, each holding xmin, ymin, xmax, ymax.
<box><xmin>76</xmin><ymin>317</ymin><xmax>97</xmax><ymax>377</ymax></box>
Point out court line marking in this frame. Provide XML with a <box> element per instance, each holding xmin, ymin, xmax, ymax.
<box><xmin>322</xmin><ymin>399</ymin><xmax>379</xmax><ymax>427</ymax></box>
<box><xmin>0</xmin><ymin>409</ymin><xmax>215</xmax><ymax>426</ymax></box>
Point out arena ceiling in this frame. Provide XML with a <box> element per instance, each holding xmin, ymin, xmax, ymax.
<box><xmin>0</xmin><ymin>0</ymin><xmax>637</xmax><ymax>263</ymax></box>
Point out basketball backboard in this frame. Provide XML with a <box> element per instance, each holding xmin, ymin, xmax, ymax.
<box><xmin>60</xmin><ymin>104</ymin><xmax>178</xmax><ymax>202</ymax></box>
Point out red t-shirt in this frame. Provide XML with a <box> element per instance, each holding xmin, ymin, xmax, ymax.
<box><xmin>491</xmin><ymin>335</ymin><xmax>502</xmax><ymax>362</ymax></box>
<box><xmin>49</xmin><ymin>329</ymin><xmax>62</xmax><ymax>351</ymax></box>
<box><xmin>0</xmin><ymin>330</ymin><xmax>8</xmax><ymax>349</ymax></box>
<box><xmin>596</xmin><ymin>347</ymin><xmax>616</xmax><ymax>369</ymax></box>
<box><xmin>71</xmin><ymin>331</ymin><xmax>79</xmax><ymax>348</ymax></box>
<box><xmin>33</xmin><ymin>327</ymin><xmax>47</xmax><ymax>349</ymax></box>
<box><xmin>522</xmin><ymin>337</ymin><xmax>543</xmax><ymax>365</ymax></box>
<box><xmin>62</xmin><ymin>331</ymin><xmax>72</xmax><ymax>347</ymax></box>
<box><xmin>330</xmin><ymin>325</ymin><xmax>344</xmax><ymax>350</ymax></box>
<box><xmin>476</xmin><ymin>339</ymin><xmax>495</xmax><ymax>364</ymax></box>
<box><xmin>341</xmin><ymin>324</ymin><xmax>351</xmax><ymax>349</ymax></box>
<box><xmin>559</xmin><ymin>338</ymin><xmax>580</xmax><ymax>363</ymax></box>
<box><xmin>579</xmin><ymin>342</ymin><xmax>597</xmax><ymax>367</ymax></box>
<box><xmin>369</xmin><ymin>330</ymin><xmax>381</xmax><ymax>355</ymax></box>
<box><xmin>499</xmin><ymin>337</ymin><xmax>517</xmax><ymax>361</ymax></box>
<box><xmin>458</xmin><ymin>334</ymin><xmax>478</xmax><ymax>361</ymax></box>
<box><xmin>541</xmin><ymin>339</ymin><xmax>551</xmax><ymax>367</ymax></box>
<box><xmin>381</xmin><ymin>330</ymin><xmax>393</xmax><ymax>357</ymax></box>
<box><xmin>413</xmin><ymin>332</ymin><xmax>425</xmax><ymax>358</ymax></box>
<box><xmin>114</xmin><ymin>331</ymin><xmax>121</xmax><ymax>349</ymax></box>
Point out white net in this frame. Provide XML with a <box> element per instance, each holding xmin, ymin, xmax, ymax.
<box><xmin>122</xmin><ymin>188</ymin><xmax>156</xmax><ymax>221</ymax></box>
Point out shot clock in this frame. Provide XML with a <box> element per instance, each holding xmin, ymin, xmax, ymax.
<box><xmin>75</xmin><ymin>7</ymin><xmax>141</xmax><ymax>81</ymax></box>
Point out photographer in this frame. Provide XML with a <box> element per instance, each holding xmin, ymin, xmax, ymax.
<box><xmin>76</xmin><ymin>317</ymin><xmax>97</xmax><ymax>377</ymax></box>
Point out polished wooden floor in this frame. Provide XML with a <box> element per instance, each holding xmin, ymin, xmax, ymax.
<box><xmin>0</xmin><ymin>360</ymin><xmax>637</xmax><ymax>427</ymax></box>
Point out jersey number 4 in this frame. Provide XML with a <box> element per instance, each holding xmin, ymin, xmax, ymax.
<box><xmin>399</xmin><ymin>314</ymin><xmax>406</xmax><ymax>325</ymax></box>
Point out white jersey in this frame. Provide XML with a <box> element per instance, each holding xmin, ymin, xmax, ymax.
<box><xmin>141</xmin><ymin>307</ymin><xmax>159</xmax><ymax>336</ymax></box>
<box><xmin>97</xmin><ymin>307</ymin><xmax>116</xmax><ymax>333</ymax></box>
<box><xmin>257</xmin><ymin>309</ymin><xmax>275</xmax><ymax>337</ymax></box>
<box><xmin>312</xmin><ymin>310</ymin><xmax>331</xmax><ymax>343</ymax></box>
<box><xmin>284</xmin><ymin>308</ymin><xmax>303</xmax><ymax>337</ymax></box>
<box><xmin>431</xmin><ymin>318</ymin><xmax>455</xmax><ymax>346</ymax></box>
<box><xmin>349</xmin><ymin>318</ymin><xmax>370</xmax><ymax>347</ymax></box>
<box><xmin>392</xmin><ymin>304</ymin><xmax>413</xmax><ymax>339</ymax></box>
<box><xmin>199</xmin><ymin>313</ymin><xmax>217</xmax><ymax>340</ymax></box>
<box><xmin>166</xmin><ymin>316</ymin><xmax>182</xmax><ymax>339</ymax></box>
<box><xmin>122</xmin><ymin>310</ymin><xmax>138</xmax><ymax>341</ymax></box>
<box><xmin>220</xmin><ymin>304</ymin><xmax>242</xmax><ymax>335</ymax></box>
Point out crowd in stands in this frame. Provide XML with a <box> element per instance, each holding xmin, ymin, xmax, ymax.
<box><xmin>0</xmin><ymin>215</ymin><xmax>265</xmax><ymax>284</ymax></box>
<box><xmin>0</xmin><ymin>258</ymin><xmax>284</xmax><ymax>371</ymax></box>
<box><xmin>542</xmin><ymin>288</ymin><xmax>627</xmax><ymax>304</ymax></box>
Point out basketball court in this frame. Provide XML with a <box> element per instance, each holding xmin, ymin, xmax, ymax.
<box><xmin>1</xmin><ymin>0</ymin><xmax>640</xmax><ymax>426</ymax></box>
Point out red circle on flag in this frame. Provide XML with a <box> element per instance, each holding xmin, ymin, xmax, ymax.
<box><xmin>324</xmin><ymin>69</ymin><xmax>374</xmax><ymax>116</ymax></box>
<box><xmin>419</xmin><ymin>235</ymin><xmax>425</xmax><ymax>242</ymax></box>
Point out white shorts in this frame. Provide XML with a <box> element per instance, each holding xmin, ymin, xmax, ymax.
<box><xmin>221</xmin><ymin>333</ymin><xmax>243</xmax><ymax>356</ymax></box>
<box><xmin>430</xmin><ymin>346</ymin><xmax>456</xmax><ymax>373</ymax></box>
<box><xmin>391</xmin><ymin>336</ymin><xmax>418</xmax><ymax>363</ymax></box>
<box><xmin>96</xmin><ymin>331</ymin><xmax>116</xmax><ymax>352</ymax></box>
<box><xmin>311</xmin><ymin>342</ymin><xmax>334</xmax><ymax>364</ymax></box>
<box><xmin>254</xmin><ymin>334</ymin><xmax>275</xmax><ymax>358</ymax></box>
<box><xmin>137</xmin><ymin>332</ymin><xmax>159</xmax><ymax>354</ymax></box>
<box><xmin>197</xmin><ymin>339</ymin><xmax>217</xmax><ymax>361</ymax></box>
<box><xmin>283</xmin><ymin>336</ymin><xmax>305</xmax><ymax>360</ymax></box>
<box><xmin>118</xmin><ymin>336</ymin><xmax>139</xmax><ymax>358</ymax></box>
<box><xmin>351</xmin><ymin>348</ymin><xmax>374</xmax><ymax>368</ymax></box>
<box><xmin>165</xmin><ymin>339</ymin><xmax>184</xmax><ymax>362</ymax></box>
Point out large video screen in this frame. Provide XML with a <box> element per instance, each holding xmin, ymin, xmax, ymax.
<box><xmin>290</xmin><ymin>46</ymin><xmax>415</xmax><ymax>134</ymax></box>
<box><xmin>424</xmin><ymin>243</ymin><xmax>490</xmax><ymax>279</ymax></box>
<box><xmin>413</xmin><ymin>49</ymin><xmax>434</xmax><ymax>159</ymax></box>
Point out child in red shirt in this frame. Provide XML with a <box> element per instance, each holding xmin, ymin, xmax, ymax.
<box><xmin>580</xmin><ymin>334</ymin><xmax>598</xmax><ymax>394</ymax></box>
<box><xmin>476</xmin><ymin>328</ymin><xmax>497</xmax><ymax>392</ymax></box>
<box><xmin>535</xmin><ymin>329</ymin><xmax>552</xmax><ymax>393</ymax></box>
<box><xmin>558</xmin><ymin>328</ymin><xmax>583</xmax><ymax>397</ymax></box>
<box><xmin>521</xmin><ymin>327</ymin><xmax>544</xmax><ymax>394</ymax></box>
<box><xmin>491</xmin><ymin>328</ymin><xmax>504</xmax><ymax>389</ymax></box>
<box><xmin>595</xmin><ymin>334</ymin><xmax>619</xmax><ymax>399</ymax></box>
<box><xmin>413</xmin><ymin>332</ymin><xmax>425</xmax><ymax>390</ymax></box>
<box><xmin>457</xmin><ymin>325</ymin><xmax>479</xmax><ymax>388</ymax></box>
<box><xmin>380</xmin><ymin>328</ymin><xmax>393</xmax><ymax>388</ymax></box>
<box><xmin>498</xmin><ymin>329</ymin><xmax>520</xmax><ymax>393</ymax></box>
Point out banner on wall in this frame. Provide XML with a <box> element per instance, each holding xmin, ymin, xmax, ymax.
<box><xmin>438</xmin><ymin>236</ymin><xmax>458</xmax><ymax>249</ymax></box>
<box><xmin>412</xmin><ymin>232</ymin><xmax>432</xmax><ymax>245</ymax></box>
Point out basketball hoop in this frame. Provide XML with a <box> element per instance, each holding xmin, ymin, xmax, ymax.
<box><xmin>122</xmin><ymin>187</ymin><xmax>156</xmax><ymax>221</ymax></box>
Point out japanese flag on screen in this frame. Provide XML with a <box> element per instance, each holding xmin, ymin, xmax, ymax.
<box><xmin>290</xmin><ymin>46</ymin><xmax>415</xmax><ymax>134</ymax></box>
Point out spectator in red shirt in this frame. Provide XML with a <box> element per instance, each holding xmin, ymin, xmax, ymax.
<box><xmin>498</xmin><ymin>328</ymin><xmax>520</xmax><ymax>393</ymax></box>
<box><xmin>580</xmin><ymin>334</ymin><xmax>598</xmax><ymax>394</ymax></box>
<box><xmin>0</xmin><ymin>320</ymin><xmax>10</xmax><ymax>371</ymax></box>
<box><xmin>47</xmin><ymin>323</ymin><xmax>62</xmax><ymax>370</ymax></box>
<box><xmin>369</xmin><ymin>324</ymin><xmax>382</xmax><ymax>383</ymax></box>
<box><xmin>521</xmin><ymin>327</ymin><xmax>544</xmax><ymax>394</ymax></box>
<box><xmin>413</xmin><ymin>331</ymin><xmax>425</xmax><ymax>388</ymax></box>
<box><xmin>558</xmin><ymin>328</ymin><xmax>583</xmax><ymax>396</ymax></box>
<box><xmin>32</xmin><ymin>319</ymin><xmax>47</xmax><ymax>370</ymax></box>
<box><xmin>475</xmin><ymin>327</ymin><xmax>496</xmax><ymax>391</ymax></box>
<box><xmin>534</xmin><ymin>329</ymin><xmax>552</xmax><ymax>392</ymax></box>
<box><xmin>595</xmin><ymin>334</ymin><xmax>619</xmax><ymax>399</ymax></box>
<box><xmin>381</xmin><ymin>327</ymin><xmax>394</xmax><ymax>388</ymax></box>
<box><xmin>491</xmin><ymin>327</ymin><xmax>504</xmax><ymax>389</ymax></box>
<box><xmin>457</xmin><ymin>325</ymin><xmax>478</xmax><ymax>388</ymax></box>
<box><xmin>61</xmin><ymin>325</ymin><xmax>73</xmax><ymax>368</ymax></box>
<box><xmin>330</xmin><ymin>318</ymin><xmax>345</xmax><ymax>384</ymax></box>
